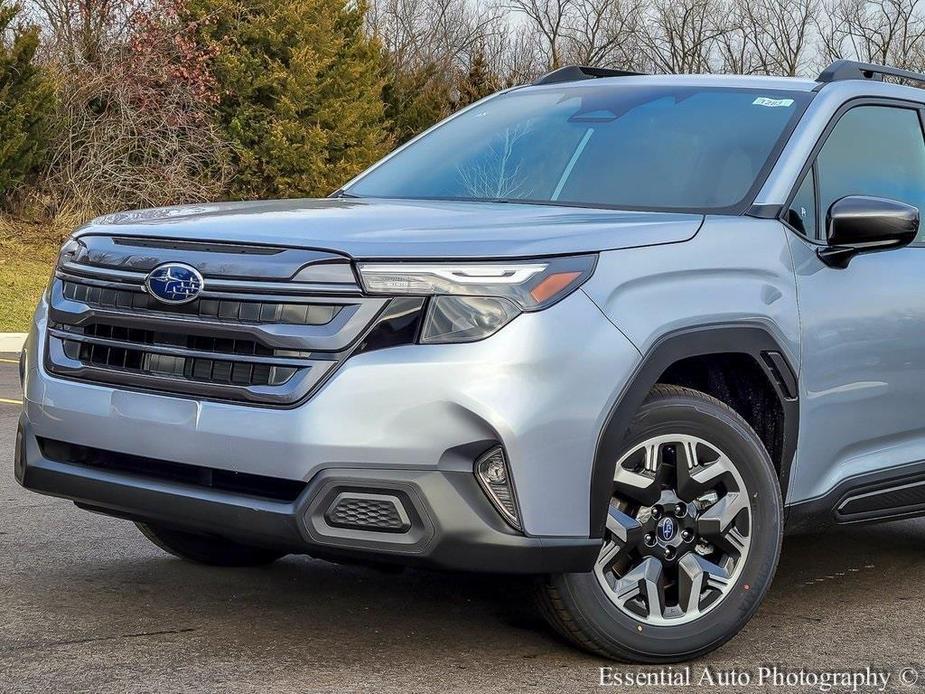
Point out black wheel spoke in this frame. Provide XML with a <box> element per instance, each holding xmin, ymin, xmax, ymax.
<box><xmin>613</xmin><ymin>441</ymin><xmax>664</xmax><ymax>506</ymax></box>
<box><xmin>676</xmin><ymin>441</ymin><xmax>737</xmax><ymax>501</ymax></box>
<box><xmin>605</xmin><ymin>504</ymin><xmax>644</xmax><ymax>547</ymax></box>
<box><xmin>696</xmin><ymin>492</ymin><xmax>749</xmax><ymax>557</ymax></box>
<box><xmin>596</xmin><ymin>505</ymin><xmax>644</xmax><ymax>572</ymax></box>
<box><xmin>613</xmin><ymin>557</ymin><xmax>666</xmax><ymax>621</ymax></box>
<box><xmin>677</xmin><ymin>552</ymin><xmax>732</xmax><ymax>615</ymax></box>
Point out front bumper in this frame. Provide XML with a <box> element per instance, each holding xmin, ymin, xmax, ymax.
<box><xmin>18</xmin><ymin>288</ymin><xmax>641</xmax><ymax>569</ymax></box>
<box><xmin>16</xmin><ymin>417</ymin><xmax>600</xmax><ymax>573</ymax></box>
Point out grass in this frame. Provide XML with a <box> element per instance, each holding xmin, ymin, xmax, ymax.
<box><xmin>0</xmin><ymin>218</ymin><xmax>70</xmax><ymax>332</ymax></box>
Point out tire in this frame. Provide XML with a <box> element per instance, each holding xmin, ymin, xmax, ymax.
<box><xmin>536</xmin><ymin>384</ymin><xmax>783</xmax><ymax>663</ymax></box>
<box><xmin>136</xmin><ymin>522</ymin><xmax>286</xmax><ymax>567</ymax></box>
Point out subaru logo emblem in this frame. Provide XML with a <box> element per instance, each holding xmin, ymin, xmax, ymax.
<box><xmin>145</xmin><ymin>263</ymin><xmax>204</xmax><ymax>305</ymax></box>
<box><xmin>659</xmin><ymin>517</ymin><xmax>676</xmax><ymax>542</ymax></box>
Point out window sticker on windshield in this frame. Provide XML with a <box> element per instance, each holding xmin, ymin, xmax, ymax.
<box><xmin>753</xmin><ymin>97</ymin><xmax>794</xmax><ymax>108</ymax></box>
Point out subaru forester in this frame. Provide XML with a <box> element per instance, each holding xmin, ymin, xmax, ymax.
<box><xmin>15</xmin><ymin>59</ymin><xmax>925</xmax><ymax>662</ymax></box>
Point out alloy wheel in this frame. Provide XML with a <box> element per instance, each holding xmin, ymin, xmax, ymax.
<box><xmin>594</xmin><ymin>433</ymin><xmax>752</xmax><ymax>626</ymax></box>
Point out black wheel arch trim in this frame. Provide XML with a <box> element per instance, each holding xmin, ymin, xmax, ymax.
<box><xmin>589</xmin><ymin>323</ymin><xmax>799</xmax><ymax>538</ymax></box>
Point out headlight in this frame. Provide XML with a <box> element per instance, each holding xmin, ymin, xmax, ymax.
<box><xmin>358</xmin><ymin>255</ymin><xmax>596</xmax><ymax>343</ymax></box>
<box><xmin>46</xmin><ymin>237</ymin><xmax>83</xmax><ymax>300</ymax></box>
<box><xmin>57</xmin><ymin>237</ymin><xmax>83</xmax><ymax>267</ymax></box>
<box><xmin>420</xmin><ymin>295</ymin><xmax>521</xmax><ymax>344</ymax></box>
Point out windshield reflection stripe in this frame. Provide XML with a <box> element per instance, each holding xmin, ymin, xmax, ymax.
<box><xmin>552</xmin><ymin>128</ymin><xmax>594</xmax><ymax>201</ymax></box>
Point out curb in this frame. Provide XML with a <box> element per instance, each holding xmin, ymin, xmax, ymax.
<box><xmin>0</xmin><ymin>333</ymin><xmax>27</xmax><ymax>352</ymax></box>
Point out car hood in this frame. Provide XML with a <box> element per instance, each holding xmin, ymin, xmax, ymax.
<box><xmin>79</xmin><ymin>198</ymin><xmax>703</xmax><ymax>259</ymax></box>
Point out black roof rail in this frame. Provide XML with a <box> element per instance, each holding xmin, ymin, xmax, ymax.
<box><xmin>533</xmin><ymin>65</ymin><xmax>647</xmax><ymax>86</ymax></box>
<box><xmin>817</xmin><ymin>59</ymin><xmax>925</xmax><ymax>86</ymax></box>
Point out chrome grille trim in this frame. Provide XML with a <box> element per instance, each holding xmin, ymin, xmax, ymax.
<box><xmin>59</xmin><ymin>264</ymin><xmax>142</xmax><ymax>283</ymax></box>
<box><xmin>58</xmin><ymin>264</ymin><xmax>363</xmax><ymax>296</ymax></box>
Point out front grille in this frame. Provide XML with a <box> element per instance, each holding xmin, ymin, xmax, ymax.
<box><xmin>38</xmin><ymin>438</ymin><xmax>307</xmax><ymax>502</ymax></box>
<box><xmin>45</xmin><ymin>235</ymin><xmax>394</xmax><ymax>405</ymax></box>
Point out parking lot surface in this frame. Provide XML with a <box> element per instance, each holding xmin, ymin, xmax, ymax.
<box><xmin>1</xmin><ymin>354</ymin><xmax>924</xmax><ymax>693</ymax></box>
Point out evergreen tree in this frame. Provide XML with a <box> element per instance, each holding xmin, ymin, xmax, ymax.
<box><xmin>383</xmin><ymin>46</ymin><xmax>501</xmax><ymax>146</ymax></box>
<box><xmin>457</xmin><ymin>45</ymin><xmax>497</xmax><ymax>107</ymax></box>
<box><xmin>186</xmin><ymin>0</ymin><xmax>392</xmax><ymax>199</ymax></box>
<box><xmin>382</xmin><ymin>60</ymin><xmax>455</xmax><ymax>146</ymax></box>
<box><xmin>0</xmin><ymin>2</ymin><xmax>55</xmax><ymax>202</ymax></box>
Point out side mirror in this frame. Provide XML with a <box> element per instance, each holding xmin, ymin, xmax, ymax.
<box><xmin>818</xmin><ymin>195</ymin><xmax>919</xmax><ymax>268</ymax></box>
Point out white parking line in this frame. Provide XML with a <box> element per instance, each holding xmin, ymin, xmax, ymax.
<box><xmin>0</xmin><ymin>358</ymin><xmax>19</xmax><ymax>364</ymax></box>
<box><xmin>0</xmin><ymin>397</ymin><xmax>22</xmax><ymax>405</ymax></box>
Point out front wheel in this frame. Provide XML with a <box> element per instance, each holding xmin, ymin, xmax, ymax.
<box><xmin>536</xmin><ymin>385</ymin><xmax>783</xmax><ymax>662</ymax></box>
<box><xmin>136</xmin><ymin>522</ymin><xmax>286</xmax><ymax>567</ymax></box>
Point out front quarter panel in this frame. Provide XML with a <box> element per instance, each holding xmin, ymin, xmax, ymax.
<box><xmin>582</xmin><ymin>217</ymin><xmax>801</xmax><ymax>364</ymax></box>
<box><xmin>580</xmin><ymin>217</ymin><xmax>801</xmax><ymax>530</ymax></box>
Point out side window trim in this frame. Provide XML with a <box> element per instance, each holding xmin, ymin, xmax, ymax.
<box><xmin>780</xmin><ymin>96</ymin><xmax>925</xmax><ymax>246</ymax></box>
<box><xmin>785</xmin><ymin>163</ymin><xmax>818</xmax><ymax>240</ymax></box>
<box><xmin>811</xmin><ymin>161</ymin><xmax>821</xmax><ymax>242</ymax></box>
<box><xmin>906</xmin><ymin>105</ymin><xmax>925</xmax><ymax>248</ymax></box>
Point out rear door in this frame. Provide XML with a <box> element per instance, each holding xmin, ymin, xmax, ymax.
<box><xmin>784</xmin><ymin>100</ymin><xmax>925</xmax><ymax>504</ymax></box>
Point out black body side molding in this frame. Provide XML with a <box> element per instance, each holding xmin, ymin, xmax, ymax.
<box><xmin>588</xmin><ymin>324</ymin><xmax>799</xmax><ymax>538</ymax></box>
<box><xmin>787</xmin><ymin>460</ymin><xmax>925</xmax><ymax>532</ymax></box>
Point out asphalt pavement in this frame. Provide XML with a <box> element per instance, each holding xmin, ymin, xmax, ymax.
<box><xmin>1</xmin><ymin>354</ymin><xmax>924</xmax><ymax>693</ymax></box>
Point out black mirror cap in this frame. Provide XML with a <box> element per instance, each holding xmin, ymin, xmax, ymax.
<box><xmin>819</xmin><ymin>195</ymin><xmax>919</xmax><ymax>268</ymax></box>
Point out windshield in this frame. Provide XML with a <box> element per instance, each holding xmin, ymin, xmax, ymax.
<box><xmin>346</xmin><ymin>85</ymin><xmax>810</xmax><ymax>212</ymax></box>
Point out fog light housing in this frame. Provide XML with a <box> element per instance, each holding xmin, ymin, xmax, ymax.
<box><xmin>14</xmin><ymin>423</ymin><xmax>25</xmax><ymax>482</ymax></box>
<box><xmin>19</xmin><ymin>337</ymin><xmax>28</xmax><ymax>386</ymax></box>
<box><xmin>475</xmin><ymin>446</ymin><xmax>521</xmax><ymax>531</ymax></box>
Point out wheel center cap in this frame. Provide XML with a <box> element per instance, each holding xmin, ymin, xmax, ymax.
<box><xmin>657</xmin><ymin>517</ymin><xmax>677</xmax><ymax>542</ymax></box>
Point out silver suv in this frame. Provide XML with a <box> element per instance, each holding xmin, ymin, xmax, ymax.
<box><xmin>15</xmin><ymin>60</ymin><xmax>925</xmax><ymax>662</ymax></box>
